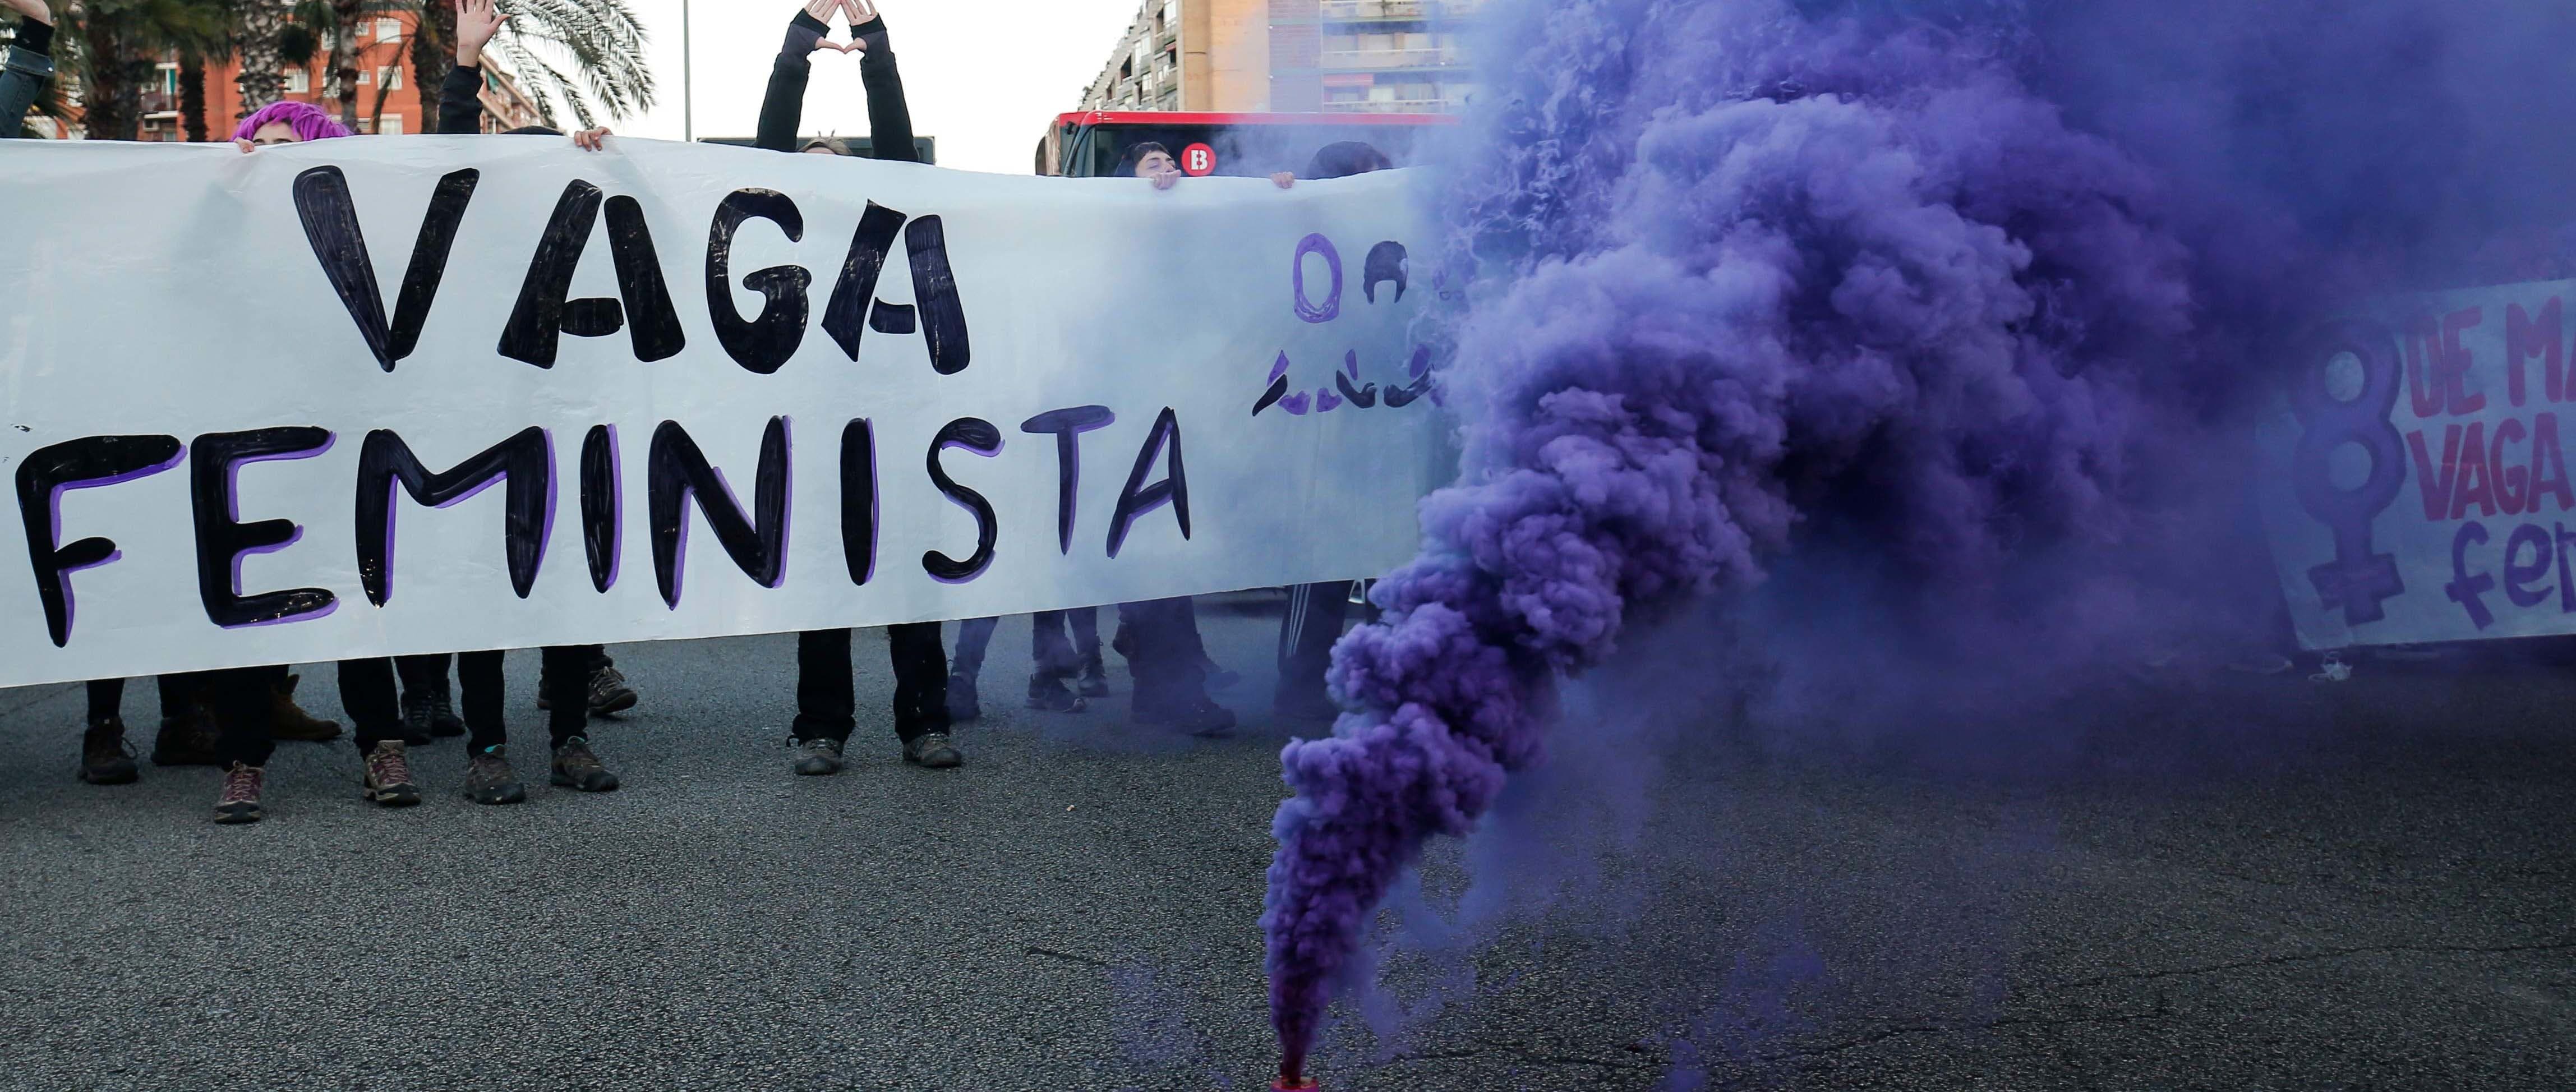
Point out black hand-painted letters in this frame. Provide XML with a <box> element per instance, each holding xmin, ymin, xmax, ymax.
<box><xmin>1107</xmin><ymin>408</ymin><xmax>1188</xmax><ymax>559</ymax></box>
<box><xmin>841</xmin><ymin>419</ymin><xmax>878</xmax><ymax>586</ymax></box>
<box><xmin>923</xmin><ymin>418</ymin><xmax>1001</xmax><ymax>582</ymax></box>
<box><xmin>293</xmin><ymin>165</ymin><xmax>479</xmax><ymax>372</ymax></box>
<box><xmin>354</xmin><ymin>427</ymin><xmax>551</xmax><ymax>606</ymax></box>
<box><xmin>191</xmin><ymin>428</ymin><xmax>337</xmax><ymax>628</ymax></box>
<box><xmin>500</xmin><ymin>182</ymin><xmax>688</xmax><ymax>367</ymax></box>
<box><xmin>705</xmin><ymin>190</ymin><xmax>810</xmax><ymax>375</ymax></box>
<box><xmin>582</xmin><ymin>425</ymin><xmax>620</xmax><ymax>592</ymax></box>
<box><xmin>15</xmin><ymin>435</ymin><xmax>184</xmax><ymax>647</ymax></box>
<box><xmin>1019</xmin><ymin>406</ymin><xmax>1114</xmax><ymax>555</ymax></box>
<box><xmin>648</xmin><ymin>417</ymin><xmax>790</xmax><ymax>607</ymax></box>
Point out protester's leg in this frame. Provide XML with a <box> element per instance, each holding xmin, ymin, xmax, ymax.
<box><xmin>457</xmin><ymin>651</ymin><xmax>508</xmax><ymax>752</ymax></box>
<box><xmin>887</xmin><ymin>623</ymin><xmax>960</xmax><ymax>767</ymax></box>
<box><xmin>340</xmin><ymin>658</ymin><xmax>421</xmax><ymax>806</ymax></box>
<box><xmin>542</xmin><ymin>645</ymin><xmax>618</xmax><ymax>791</ymax></box>
<box><xmin>151</xmin><ymin>672</ymin><xmax>220</xmax><ymax>766</ymax></box>
<box><xmin>582</xmin><ymin>643</ymin><xmax>637</xmax><ymax>715</ymax></box>
<box><xmin>1126</xmin><ymin>598</ymin><xmax>1233</xmax><ymax>734</ymax></box>
<box><xmin>947</xmin><ymin>616</ymin><xmax>998</xmax><ymax>722</ymax></box>
<box><xmin>458</xmin><ymin>649</ymin><xmax>526</xmax><ymax>804</ymax></box>
<box><xmin>206</xmin><ymin>667</ymin><xmax>276</xmax><ymax>823</ymax></box>
<box><xmin>1071</xmin><ymin>606</ymin><xmax>1109</xmax><ymax>697</ymax></box>
<box><xmin>80</xmin><ymin>679</ymin><xmax>137</xmax><ymax>785</ymax></box>
<box><xmin>395</xmin><ymin>652</ymin><xmax>465</xmax><ymax>740</ymax></box>
<box><xmin>266</xmin><ymin>662</ymin><xmax>343</xmax><ymax>742</ymax></box>
<box><xmin>1025</xmin><ymin>611</ymin><xmax>1086</xmax><ymax>712</ymax></box>
<box><xmin>793</xmin><ymin>629</ymin><xmax>858</xmax><ymax>744</ymax></box>
<box><xmin>1185</xmin><ymin>597</ymin><xmax>1238</xmax><ymax>690</ymax></box>
<box><xmin>1274</xmin><ymin>582</ymin><xmax>1351</xmax><ymax>718</ymax></box>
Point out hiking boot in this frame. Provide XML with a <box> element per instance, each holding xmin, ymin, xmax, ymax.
<box><xmin>902</xmin><ymin>732</ymin><xmax>963</xmax><ymax>769</ymax></box>
<box><xmin>422</xmin><ymin>675</ymin><xmax>467</xmax><ymax>738</ymax></box>
<box><xmin>269</xmin><ymin>673</ymin><xmax>343</xmax><ymax>743</ymax></box>
<box><xmin>1202</xmin><ymin>657</ymin><xmax>1241</xmax><ymax>692</ymax></box>
<box><xmin>397</xmin><ymin>690</ymin><xmax>438</xmax><ymax>747</ymax></box>
<box><xmin>945</xmin><ymin>671</ymin><xmax>982</xmax><ymax>722</ymax></box>
<box><xmin>1077</xmin><ymin>657</ymin><xmax>1110</xmax><ymax>698</ymax></box>
<box><xmin>79</xmin><ymin>716</ymin><xmax>140</xmax><ymax>785</ymax></box>
<box><xmin>550</xmin><ymin>738</ymin><xmax>620</xmax><ymax>792</ymax></box>
<box><xmin>1140</xmin><ymin>698</ymin><xmax>1237</xmax><ymax>738</ymax></box>
<box><xmin>791</xmin><ymin>736</ymin><xmax>845</xmax><ymax>776</ymax></box>
<box><xmin>463</xmin><ymin>745</ymin><xmax>526</xmax><ymax>805</ymax></box>
<box><xmin>586</xmin><ymin>665</ymin><xmax>638</xmax><ymax>716</ymax></box>
<box><xmin>360</xmin><ymin>740</ymin><xmax>421</xmax><ymax>807</ymax></box>
<box><xmin>151</xmin><ymin>704</ymin><xmax>222</xmax><ymax>767</ymax></box>
<box><xmin>1026</xmin><ymin>675</ymin><xmax>1087</xmax><ymax>713</ymax></box>
<box><xmin>213</xmin><ymin>762</ymin><xmax>265</xmax><ymax>824</ymax></box>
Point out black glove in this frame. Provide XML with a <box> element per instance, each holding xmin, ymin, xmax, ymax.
<box><xmin>781</xmin><ymin>10</ymin><xmax>828</xmax><ymax>59</ymax></box>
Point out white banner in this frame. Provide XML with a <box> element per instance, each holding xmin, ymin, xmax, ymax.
<box><xmin>2256</xmin><ymin>277</ymin><xmax>2576</xmax><ymax>648</ymax></box>
<box><xmin>0</xmin><ymin>137</ymin><xmax>1450</xmax><ymax>687</ymax></box>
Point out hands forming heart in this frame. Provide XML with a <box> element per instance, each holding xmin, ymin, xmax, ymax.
<box><xmin>801</xmin><ymin>0</ymin><xmax>878</xmax><ymax>54</ymax></box>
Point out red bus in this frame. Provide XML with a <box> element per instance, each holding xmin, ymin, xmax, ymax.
<box><xmin>1037</xmin><ymin>110</ymin><xmax>1458</xmax><ymax>178</ymax></box>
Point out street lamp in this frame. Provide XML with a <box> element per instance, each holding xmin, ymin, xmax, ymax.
<box><xmin>680</xmin><ymin>0</ymin><xmax>693</xmax><ymax>141</ymax></box>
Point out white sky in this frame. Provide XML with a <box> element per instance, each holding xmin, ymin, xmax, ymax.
<box><xmin>606</xmin><ymin>0</ymin><xmax>1146</xmax><ymax>174</ymax></box>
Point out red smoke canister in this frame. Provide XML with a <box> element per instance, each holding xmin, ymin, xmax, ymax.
<box><xmin>1270</xmin><ymin>1076</ymin><xmax>1319</xmax><ymax>1091</ymax></box>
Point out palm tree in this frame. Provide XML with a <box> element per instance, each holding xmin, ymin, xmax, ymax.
<box><xmin>236</xmin><ymin>0</ymin><xmax>291</xmax><ymax>109</ymax></box>
<box><xmin>59</xmin><ymin>0</ymin><xmax>232</xmax><ymax>140</ymax></box>
<box><xmin>306</xmin><ymin>0</ymin><xmax>649</xmax><ymax>131</ymax></box>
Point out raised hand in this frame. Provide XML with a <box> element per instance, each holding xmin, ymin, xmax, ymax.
<box><xmin>842</xmin><ymin>0</ymin><xmax>879</xmax><ymax>22</ymax></box>
<box><xmin>802</xmin><ymin>0</ymin><xmax>836</xmax><ymax>21</ymax></box>
<box><xmin>571</xmin><ymin>127</ymin><xmax>611</xmax><ymax>152</ymax></box>
<box><xmin>455</xmin><ymin>0</ymin><xmax>503</xmax><ymax>67</ymax></box>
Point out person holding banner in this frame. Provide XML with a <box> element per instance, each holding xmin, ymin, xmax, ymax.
<box><xmin>753</xmin><ymin>0</ymin><xmax>960</xmax><ymax>775</ymax></box>
<box><xmin>947</xmin><ymin>608</ymin><xmax>1103</xmax><ymax>721</ymax></box>
<box><xmin>1</xmin><ymin>0</ymin><xmax>51</xmax><ymax>137</ymax></box>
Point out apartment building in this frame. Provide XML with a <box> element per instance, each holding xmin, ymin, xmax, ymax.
<box><xmin>21</xmin><ymin>15</ymin><xmax>542</xmax><ymax>140</ymax></box>
<box><xmin>1078</xmin><ymin>0</ymin><xmax>1477</xmax><ymax>114</ymax></box>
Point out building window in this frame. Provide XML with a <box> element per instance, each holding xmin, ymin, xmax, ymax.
<box><xmin>375</xmin><ymin>18</ymin><xmax>402</xmax><ymax>40</ymax></box>
<box><xmin>284</xmin><ymin>68</ymin><xmax>311</xmax><ymax>93</ymax></box>
<box><xmin>378</xmin><ymin>66</ymin><xmax>403</xmax><ymax>91</ymax></box>
<box><xmin>379</xmin><ymin>114</ymin><xmax>403</xmax><ymax>135</ymax></box>
<box><xmin>356</xmin><ymin>119</ymin><xmax>375</xmax><ymax>133</ymax></box>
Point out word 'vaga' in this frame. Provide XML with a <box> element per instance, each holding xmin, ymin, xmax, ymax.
<box><xmin>291</xmin><ymin>165</ymin><xmax>970</xmax><ymax>375</ymax></box>
<box><xmin>13</xmin><ymin>411</ymin><xmax>1190</xmax><ymax>647</ymax></box>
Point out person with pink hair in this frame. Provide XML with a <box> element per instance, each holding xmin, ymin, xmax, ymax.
<box><xmin>231</xmin><ymin>99</ymin><xmax>351</xmax><ymax>150</ymax></box>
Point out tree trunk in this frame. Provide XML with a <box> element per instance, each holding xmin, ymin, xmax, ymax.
<box><xmin>409</xmin><ymin>2</ymin><xmax>455</xmax><ymax>134</ymax></box>
<box><xmin>235</xmin><ymin>0</ymin><xmax>292</xmax><ymax>112</ymax></box>
<box><xmin>78</xmin><ymin>16</ymin><xmax>146</xmax><ymax>141</ymax></box>
<box><xmin>331</xmin><ymin>0</ymin><xmax>363</xmax><ymax>128</ymax></box>
<box><xmin>180</xmin><ymin>53</ymin><xmax>208</xmax><ymax>142</ymax></box>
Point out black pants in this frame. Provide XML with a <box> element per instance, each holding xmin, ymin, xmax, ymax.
<box><xmin>394</xmin><ymin>649</ymin><xmax>591</xmax><ymax>752</ymax></box>
<box><xmin>201</xmin><ymin>667</ymin><xmax>280</xmax><ymax>768</ymax></box>
<box><xmin>794</xmin><ymin>624</ymin><xmax>947</xmax><ymax>745</ymax></box>
<box><xmin>1114</xmin><ymin>597</ymin><xmax>1211</xmax><ymax>716</ymax></box>
<box><xmin>88</xmin><ymin>674</ymin><xmax>250</xmax><ymax>726</ymax></box>
<box><xmin>1276</xmin><ymin>582</ymin><xmax>1351</xmax><ymax>706</ymax></box>
<box><xmin>950</xmin><ymin>607</ymin><xmax>1100</xmax><ymax>684</ymax></box>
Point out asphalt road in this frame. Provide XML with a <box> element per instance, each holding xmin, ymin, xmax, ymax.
<box><xmin>1</xmin><ymin>593</ymin><xmax>2569</xmax><ymax>1091</ymax></box>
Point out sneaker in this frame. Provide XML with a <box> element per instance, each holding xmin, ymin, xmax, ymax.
<box><xmin>903</xmin><ymin>732</ymin><xmax>963</xmax><ymax>768</ymax></box>
<box><xmin>151</xmin><ymin>704</ymin><xmax>222</xmax><ymax>767</ymax></box>
<box><xmin>586</xmin><ymin>665</ymin><xmax>639</xmax><ymax>717</ymax></box>
<box><xmin>1140</xmin><ymin>698</ymin><xmax>1237</xmax><ymax>738</ymax></box>
<box><xmin>213</xmin><ymin>762</ymin><xmax>265</xmax><ymax>824</ymax></box>
<box><xmin>550</xmin><ymin>738</ymin><xmax>620</xmax><ymax>791</ymax></box>
<box><xmin>1025</xmin><ymin>675</ymin><xmax>1087</xmax><ymax>713</ymax></box>
<box><xmin>463</xmin><ymin>745</ymin><xmax>526</xmax><ymax>805</ymax></box>
<box><xmin>791</xmin><ymin>736</ymin><xmax>845</xmax><ymax>776</ymax></box>
<box><xmin>946</xmin><ymin>671</ymin><xmax>983</xmax><ymax>722</ymax></box>
<box><xmin>360</xmin><ymin>740</ymin><xmax>421</xmax><ymax>807</ymax></box>
<box><xmin>397</xmin><ymin>690</ymin><xmax>438</xmax><ymax>747</ymax></box>
<box><xmin>79</xmin><ymin>716</ymin><xmax>140</xmax><ymax>785</ymax></box>
<box><xmin>1077</xmin><ymin>660</ymin><xmax>1111</xmax><ymax>698</ymax></box>
<box><xmin>1273</xmin><ymin>688</ymin><xmax>1340</xmax><ymax>722</ymax></box>
<box><xmin>270</xmin><ymin>672</ymin><xmax>343</xmax><ymax>743</ymax></box>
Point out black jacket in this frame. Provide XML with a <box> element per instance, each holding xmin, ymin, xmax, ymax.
<box><xmin>754</xmin><ymin>11</ymin><xmax>917</xmax><ymax>163</ymax></box>
<box><xmin>436</xmin><ymin>63</ymin><xmax>485</xmax><ymax>136</ymax></box>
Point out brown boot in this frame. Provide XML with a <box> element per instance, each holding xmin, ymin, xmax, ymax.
<box><xmin>269</xmin><ymin>672</ymin><xmax>343</xmax><ymax>743</ymax></box>
<box><xmin>150</xmin><ymin>703</ymin><xmax>221</xmax><ymax>767</ymax></box>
